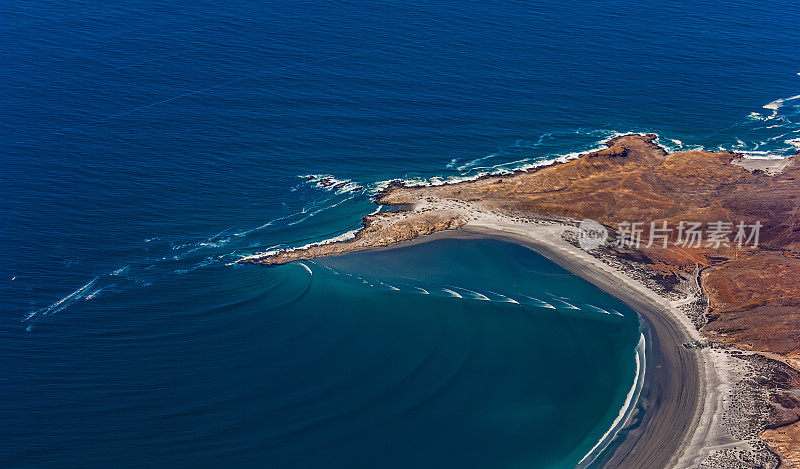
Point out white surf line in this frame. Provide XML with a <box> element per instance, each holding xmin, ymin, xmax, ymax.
<box><xmin>376</xmin><ymin>280</ymin><xmax>400</xmax><ymax>291</ymax></box>
<box><xmin>450</xmin><ymin>286</ymin><xmax>491</xmax><ymax>301</ymax></box>
<box><xmin>441</xmin><ymin>288</ymin><xmax>463</xmax><ymax>298</ymax></box>
<box><xmin>24</xmin><ymin>277</ymin><xmax>99</xmax><ymax>321</ymax></box>
<box><xmin>238</xmin><ymin>227</ymin><xmax>361</xmax><ymax>263</ymax></box>
<box><xmin>233</xmin><ymin>244</ymin><xmax>282</xmax><ymax>264</ymax></box>
<box><xmin>548</xmin><ymin>297</ymin><xmax>580</xmax><ymax>310</ymax></box>
<box><xmin>456</xmin><ymin>153</ymin><xmax>497</xmax><ymax>171</ymax></box>
<box><xmin>232</xmin><ymin>203</ymin><xmax>333</xmax><ymax>237</ymax></box>
<box><xmin>415</xmin><ymin>287</ymin><xmax>430</xmax><ymax>295</ymax></box>
<box><xmin>578</xmin><ymin>333</ymin><xmax>646</xmax><ymax>467</ymax></box>
<box><xmin>545</xmin><ymin>292</ymin><xmax>569</xmax><ymax>300</ymax></box>
<box><xmin>379</xmin><ymin>281</ymin><xmax>399</xmax><ymax>291</ymax></box>
<box><xmin>485</xmin><ymin>290</ymin><xmax>520</xmax><ymax>304</ymax></box>
<box><xmin>762</xmin><ymin>94</ymin><xmax>800</xmax><ymax>119</ymax></box>
<box><xmin>319</xmin><ymin>264</ymin><xmax>341</xmax><ymax>275</ymax></box>
<box><xmin>85</xmin><ymin>288</ymin><xmax>103</xmax><ymax>300</ymax></box>
<box><xmin>376</xmin><ymin>131</ymin><xmax>659</xmax><ymax>193</ymax></box>
<box><xmin>297</xmin><ymin>262</ymin><xmax>312</xmax><ymax>275</ymax></box>
<box><xmin>519</xmin><ymin>295</ymin><xmax>556</xmax><ymax>309</ymax></box>
<box><xmin>584</xmin><ymin>304</ymin><xmax>613</xmax><ymax>316</ymax></box>
<box><xmin>286</xmin><ymin>193</ymin><xmax>359</xmax><ymax>226</ymax></box>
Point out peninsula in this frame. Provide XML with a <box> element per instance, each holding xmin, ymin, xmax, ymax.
<box><xmin>242</xmin><ymin>134</ymin><xmax>800</xmax><ymax>468</ymax></box>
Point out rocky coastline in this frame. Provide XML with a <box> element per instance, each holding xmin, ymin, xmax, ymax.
<box><xmin>241</xmin><ymin>134</ymin><xmax>800</xmax><ymax>468</ymax></box>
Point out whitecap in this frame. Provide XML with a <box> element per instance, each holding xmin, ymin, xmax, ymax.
<box><xmin>578</xmin><ymin>334</ymin><xmax>645</xmax><ymax>467</ymax></box>
<box><xmin>300</xmin><ymin>174</ymin><xmax>364</xmax><ymax>194</ymax></box>
<box><xmin>548</xmin><ymin>297</ymin><xmax>580</xmax><ymax>310</ymax></box>
<box><xmin>456</xmin><ymin>153</ymin><xmax>497</xmax><ymax>171</ymax></box>
<box><xmin>239</xmin><ymin>228</ymin><xmax>360</xmax><ymax>263</ymax></box>
<box><xmin>451</xmin><ymin>287</ymin><xmax>491</xmax><ymax>301</ymax></box>
<box><xmin>764</xmin><ymin>98</ymin><xmax>784</xmax><ymax>111</ymax></box>
<box><xmin>786</xmin><ymin>137</ymin><xmax>800</xmax><ymax>150</ymax></box>
<box><xmin>584</xmin><ymin>304</ymin><xmax>613</xmax><ymax>315</ymax></box>
<box><xmin>442</xmin><ymin>288</ymin><xmax>463</xmax><ymax>298</ymax></box>
<box><xmin>110</xmin><ymin>265</ymin><xmax>129</xmax><ymax>276</ymax></box>
<box><xmin>297</xmin><ymin>262</ymin><xmax>312</xmax><ymax>276</ymax></box>
<box><xmin>85</xmin><ymin>288</ymin><xmax>103</xmax><ymax>300</ymax></box>
<box><xmin>520</xmin><ymin>295</ymin><xmax>556</xmax><ymax>309</ymax></box>
<box><xmin>24</xmin><ymin>277</ymin><xmax>98</xmax><ymax>321</ymax></box>
<box><xmin>485</xmin><ymin>290</ymin><xmax>520</xmax><ymax>304</ymax></box>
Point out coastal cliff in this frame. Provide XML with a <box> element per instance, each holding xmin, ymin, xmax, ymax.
<box><xmin>243</xmin><ymin>134</ymin><xmax>800</xmax><ymax>467</ymax></box>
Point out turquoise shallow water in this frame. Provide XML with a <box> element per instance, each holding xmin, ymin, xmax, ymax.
<box><xmin>4</xmin><ymin>237</ymin><xmax>642</xmax><ymax>467</ymax></box>
<box><xmin>2</xmin><ymin>0</ymin><xmax>798</xmax><ymax>466</ymax></box>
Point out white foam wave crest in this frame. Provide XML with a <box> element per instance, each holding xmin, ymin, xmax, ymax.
<box><xmin>485</xmin><ymin>290</ymin><xmax>519</xmax><ymax>304</ymax></box>
<box><xmin>232</xmin><ymin>213</ymin><xmax>299</xmax><ymax>237</ymax></box>
<box><xmin>301</xmin><ymin>174</ymin><xmax>364</xmax><ymax>194</ymax></box>
<box><xmin>235</xmin><ymin>245</ymin><xmax>281</xmax><ymax>262</ymax></box>
<box><xmin>735</xmin><ymin>150</ymin><xmax>787</xmax><ymax>160</ymax></box>
<box><xmin>236</xmin><ymin>228</ymin><xmax>360</xmax><ymax>263</ymax></box>
<box><xmin>298</xmin><ymin>262</ymin><xmax>313</xmax><ymax>276</ymax></box>
<box><xmin>578</xmin><ymin>333</ymin><xmax>646</xmax><ymax>467</ymax></box>
<box><xmin>24</xmin><ymin>277</ymin><xmax>99</xmax><ymax>321</ymax></box>
<box><xmin>441</xmin><ymin>288</ymin><xmax>463</xmax><ymax>298</ymax></box>
<box><xmin>284</xmin><ymin>194</ymin><xmax>361</xmax><ymax>227</ymax></box>
<box><xmin>456</xmin><ymin>153</ymin><xmax>498</xmax><ymax>171</ymax></box>
<box><xmin>520</xmin><ymin>295</ymin><xmax>556</xmax><ymax>309</ymax></box>
<box><xmin>451</xmin><ymin>287</ymin><xmax>491</xmax><ymax>301</ymax></box>
<box><xmin>583</xmin><ymin>304</ymin><xmax>613</xmax><ymax>316</ymax></box>
<box><xmin>371</xmin><ymin>131</ymin><xmax>664</xmax><ymax>192</ymax></box>
<box><xmin>231</xmin><ymin>192</ymin><xmax>362</xmax><ymax>240</ymax></box>
<box><xmin>764</xmin><ymin>94</ymin><xmax>800</xmax><ymax>115</ymax></box>
<box><xmin>548</xmin><ymin>297</ymin><xmax>580</xmax><ymax>310</ymax></box>
<box><xmin>737</xmin><ymin>87</ymin><xmax>800</xmax><ymax>156</ymax></box>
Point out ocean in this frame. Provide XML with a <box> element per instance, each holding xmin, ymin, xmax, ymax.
<box><xmin>1</xmin><ymin>0</ymin><xmax>798</xmax><ymax>467</ymax></box>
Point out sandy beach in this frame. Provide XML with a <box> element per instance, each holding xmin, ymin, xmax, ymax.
<box><xmin>353</xmin><ymin>202</ymin><xmax>776</xmax><ymax>468</ymax></box>
<box><xmin>244</xmin><ymin>135</ymin><xmax>800</xmax><ymax>467</ymax></box>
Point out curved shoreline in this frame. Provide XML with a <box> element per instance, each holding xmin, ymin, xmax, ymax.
<box><xmin>364</xmin><ymin>224</ymin><xmax>704</xmax><ymax>468</ymax></box>
<box><xmin>244</xmin><ymin>133</ymin><xmax>799</xmax><ymax>466</ymax></box>
<box><xmin>578</xmin><ymin>333</ymin><xmax>646</xmax><ymax>468</ymax></box>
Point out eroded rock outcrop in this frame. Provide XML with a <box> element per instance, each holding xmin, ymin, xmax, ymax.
<box><xmin>243</xmin><ymin>134</ymin><xmax>800</xmax><ymax>464</ymax></box>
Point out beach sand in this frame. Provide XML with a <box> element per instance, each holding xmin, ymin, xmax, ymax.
<box><xmin>243</xmin><ymin>134</ymin><xmax>799</xmax><ymax>467</ymax></box>
<box><xmin>363</xmin><ymin>202</ymin><xmax>777</xmax><ymax>468</ymax></box>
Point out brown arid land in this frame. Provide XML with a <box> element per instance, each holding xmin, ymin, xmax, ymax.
<box><xmin>242</xmin><ymin>134</ymin><xmax>800</xmax><ymax>468</ymax></box>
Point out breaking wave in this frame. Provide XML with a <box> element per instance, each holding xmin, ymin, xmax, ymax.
<box><xmin>578</xmin><ymin>333</ymin><xmax>646</xmax><ymax>468</ymax></box>
<box><xmin>25</xmin><ymin>82</ymin><xmax>799</xmax><ymax>327</ymax></box>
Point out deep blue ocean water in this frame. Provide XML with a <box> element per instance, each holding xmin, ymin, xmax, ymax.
<box><xmin>1</xmin><ymin>0</ymin><xmax>799</xmax><ymax>467</ymax></box>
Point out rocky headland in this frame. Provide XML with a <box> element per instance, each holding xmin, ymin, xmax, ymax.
<box><xmin>242</xmin><ymin>134</ymin><xmax>800</xmax><ymax>468</ymax></box>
